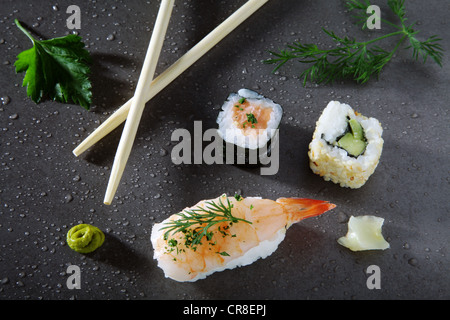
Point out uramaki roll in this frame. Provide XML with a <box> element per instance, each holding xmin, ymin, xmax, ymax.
<box><xmin>308</xmin><ymin>101</ymin><xmax>383</xmax><ymax>188</ymax></box>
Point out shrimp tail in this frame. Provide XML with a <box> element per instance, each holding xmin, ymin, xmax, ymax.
<box><xmin>276</xmin><ymin>198</ymin><xmax>336</xmax><ymax>224</ymax></box>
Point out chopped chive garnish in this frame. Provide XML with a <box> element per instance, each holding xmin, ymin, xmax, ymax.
<box><xmin>246</xmin><ymin>113</ymin><xmax>258</xmax><ymax>125</ymax></box>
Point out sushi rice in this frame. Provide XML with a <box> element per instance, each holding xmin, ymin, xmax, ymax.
<box><xmin>308</xmin><ymin>101</ymin><xmax>384</xmax><ymax>188</ymax></box>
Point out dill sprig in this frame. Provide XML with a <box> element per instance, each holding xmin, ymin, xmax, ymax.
<box><xmin>161</xmin><ymin>195</ymin><xmax>252</xmax><ymax>249</ymax></box>
<box><xmin>264</xmin><ymin>0</ymin><xmax>443</xmax><ymax>85</ymax></box>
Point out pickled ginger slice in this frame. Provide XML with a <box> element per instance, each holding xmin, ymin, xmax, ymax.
<box><xmin>338</xmin><ymin>215</ymin><xmax>390</xmax><ymax>251</ymax></box>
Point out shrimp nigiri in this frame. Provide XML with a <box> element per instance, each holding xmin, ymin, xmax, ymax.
<box><xmin>150</xmin><ymin>194</ymin><xmax>335</xmax><ymax>282</ymax></box>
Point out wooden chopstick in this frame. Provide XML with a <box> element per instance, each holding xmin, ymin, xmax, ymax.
<box><xmin>73</xmin><ymin>0</ymin><xmax>270</xmax><ymax>157</ymax></box>
<box><xmin>104</xmin><ymin>0</ymin><xmax>175</xmax><ymax>205</ymax></box>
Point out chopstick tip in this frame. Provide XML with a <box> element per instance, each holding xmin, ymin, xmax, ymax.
<box><xmin>103</xmin><ymin>190</ymin><xmax>115</xmax><ymax>206</ymax></box>
<box><xmin>72</xmin><ymin>149</ymin><xmax>80</xmax><ymax>157</ymax></box>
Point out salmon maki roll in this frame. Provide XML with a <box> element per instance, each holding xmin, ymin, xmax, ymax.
<box><xmin>216</xmin><ymin>89</ymin><xmax>283</xmax><ymax>165</ymax></box>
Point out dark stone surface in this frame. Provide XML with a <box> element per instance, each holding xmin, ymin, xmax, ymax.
<box><xmin>0</xmin><ymin>0</ymin><xmax>448</xmax><ymax>300</ymax></box>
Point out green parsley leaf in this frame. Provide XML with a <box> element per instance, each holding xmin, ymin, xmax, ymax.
<box><xmin>14</xmin><ymin>19</ymin><xmax>92</xmax><ymax>109</ymax></box>
<box><xmin>217</xmin><ymin>251</ymin><xmax>230</xmax><ymax>256</ymax></box>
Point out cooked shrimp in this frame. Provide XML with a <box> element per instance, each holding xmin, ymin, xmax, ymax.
<box><xmin>150</xmin><ymin>194</ymin><xmax>335</xmax><ymax>282</ymax></box>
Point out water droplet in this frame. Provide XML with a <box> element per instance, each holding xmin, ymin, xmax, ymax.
<box><xmin>9</xmin><ymin>113</ymin><xmax>18</xmax><ymax>120</ymax></box>
<box><xmin>1</xmin><ymin>96</ymin><xmax>10</xmax><ymax>105</ymax></box>
<box><xmin>159</xmin><ymin>148</ymin><xmax>168</xmax><ymax>156</ymax></box>
<box><xmin>64</xmin><ymin>194</ymin><xmax>73</xmax><ymax>203</ymax></box>
<box><xmin>408</xmin><ymin>258</ymin><xmax>418</xmax><ymax>266</ymax></box>
<box><xmin>106</xmin><ymin>34</ymin><xmax>115</xmax><ymax>41</ymax></box>
<box><xmin>337</xmin><ymin>212</ymin><xmax>348</xmax><ymax>223</ymax></box>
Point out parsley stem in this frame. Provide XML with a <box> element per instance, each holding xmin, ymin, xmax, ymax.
<box><xmin>14</xmin><ymin>19</ymin><xmax>36</xmax><ymax>44</ymax></box>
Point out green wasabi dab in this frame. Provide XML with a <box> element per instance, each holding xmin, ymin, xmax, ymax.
<box><xmin>67</xmin><ymin>224</ymin><xmax>105</xmax><ymax>253</ymax></box>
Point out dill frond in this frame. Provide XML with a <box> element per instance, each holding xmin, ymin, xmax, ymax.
<box><xmin>264</xmin><ymin>0</ymin><xmax>443</xmax><ymax>86</ymax></box>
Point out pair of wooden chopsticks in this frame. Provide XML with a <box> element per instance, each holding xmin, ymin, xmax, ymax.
<box><xmin>104</xmin><ymin>0</ymin><xmax>175</xmax><ymax>205</ymax></box>
<box><xmin>75</xmin><ymin>0</ymin><xmax>270</xmax><ymax>205</ymax></box>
